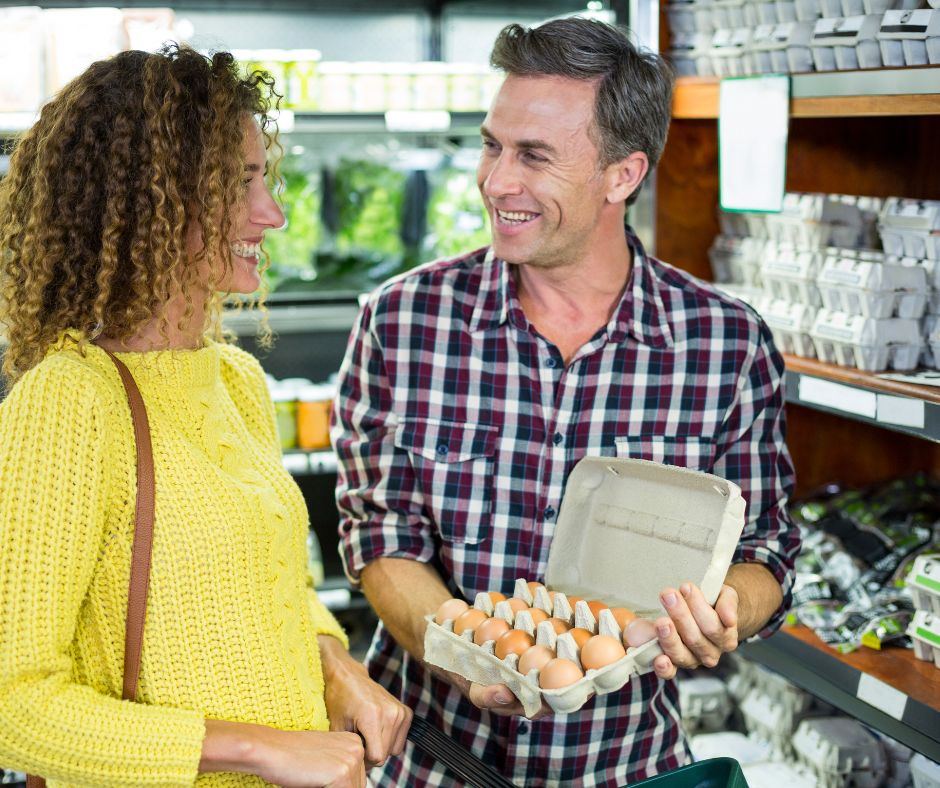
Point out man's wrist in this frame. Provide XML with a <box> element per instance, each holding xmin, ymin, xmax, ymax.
<box><xmin>318</xmin><ymin>634</ymin><xmax>366</xmax><ymax>681</ymax></box>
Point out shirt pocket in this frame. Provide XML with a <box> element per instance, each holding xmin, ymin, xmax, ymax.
<box><xmin>394</xmin><ymin>418</ymin><xmax>499</xmax><ymax>545</ymax></box>
<box><xmin>614</xmin><ymin>434</ymin><xmax>716</xmax><ymax>472</ymax></box>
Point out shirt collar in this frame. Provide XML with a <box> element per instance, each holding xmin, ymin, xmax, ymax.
<box><xmin>468</xmin><ymin>227</ymin><xmax>673</xmax><ymax>349</ymax></box>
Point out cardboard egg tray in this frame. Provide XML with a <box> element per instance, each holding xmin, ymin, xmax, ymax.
<box><xmin>423</xmin><ymin>456</ymin><xmax>747</xmax><ymax>717</ymax></box>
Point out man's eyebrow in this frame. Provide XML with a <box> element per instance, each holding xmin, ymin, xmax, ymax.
<box><xmin>480</xmin><ymin>125</ymin><xmax>558</xmax><ymax>156</ymax></box>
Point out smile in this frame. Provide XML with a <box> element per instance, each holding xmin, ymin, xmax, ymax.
<box><xmin>231</xmin><ymin>240</ymin><xmax>261</xmax><ymax>259</ymax></box>
<box><xmin>496</xmin><ymin>209</ymin><xmax>539</xmax><ymax>225</ymax></box>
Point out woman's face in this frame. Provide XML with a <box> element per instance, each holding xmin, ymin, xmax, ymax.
<box><xmin>186</xmin><ymin>118</ymin><xmax>285</xmax><ymax>295</ymax></box>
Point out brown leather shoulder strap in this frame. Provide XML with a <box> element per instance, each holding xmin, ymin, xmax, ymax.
<box><xmin>100</xmin><ymin>348</ymin><xmax>155</xmax><ymax>703</ymax></box>
<box><xmin>27</xmin><ymin>349</ymin><xmax>155</xmax><ymax>787</ymax></box>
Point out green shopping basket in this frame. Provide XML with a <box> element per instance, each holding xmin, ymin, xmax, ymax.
<box><xmin>630</xmin><ymin>757</ymin><xmax>749</xmax><ymax>788</ymax></box>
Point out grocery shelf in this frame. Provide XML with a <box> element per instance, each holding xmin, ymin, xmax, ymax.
<box><xmin>740</xmin><ymin>624</ymin><xmax>940</xmax><ymax>759</ymax></box>
<box><xmin>282</xmin><ymin>449</ymin><xmax>337</xmax><ymax>476</ymax></box>
<box><xmin>782</xmin><ymin>354</ymin><xmax>940</xmax><ymax>443</ymax></box>
<box><xmin>289</xmin><ymin>110</ymin><xmax>485</xmax><ymax>136</ymax></box>
<box><xmin>672</xmin><ymin>67</ymin><xmax>940</xmax><ymax>120</ymax></box>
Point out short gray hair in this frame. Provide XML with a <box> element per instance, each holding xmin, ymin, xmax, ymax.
<box><xmin>490</xmin><ymin>18</ymin><xmax>675</xmax><ymax>204</ymax></box>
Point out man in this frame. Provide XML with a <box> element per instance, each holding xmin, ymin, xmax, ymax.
<box><xmin>332</xmin><ymin>17</ymin><xmax>799</xmax><ymax>787</ymax></box>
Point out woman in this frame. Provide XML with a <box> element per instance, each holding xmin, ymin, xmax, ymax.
<box><xmin>0</xmin><ymin>45</ymin><xmax>410</xmax><ymax>787</ymax></box>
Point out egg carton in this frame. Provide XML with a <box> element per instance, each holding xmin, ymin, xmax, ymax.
<box><xmin>878</xmin><ymin>9</ymin><xmax>940</xmax><ymax>67</ymax></box>
<box><xmin>761</xmin><ymin>244</ymin><xmax>824</xmax><ymax>306</ymax></box>
<box><xmin>742</xmin><ymin>761</ymin><xmax>819</xmax><ymax>788</ymax></box>
<box><xmin>679</xmin><ymin>676</ymin><xmax>733</xmax><ymax>733</ymax></box>
<box><xmin>424</xmin><ymin>456</ymin><xmax>746</xmax><ymax>717</ymax></box>
<box><xmin>709</xmin><ymin>27</ymin><xmax>753</xmax><ymax>75</ymax></box>
<box><xmin>811</xmin><ymin>14</ymin><xmax>885</xmax><ymax>71</ymax></box>
<box><xmin>817</xmin><ymin>252</ymin><xmax>928</xmax><ymax>319</ymax></box>
<box><xmin>911</xmin><ymin>752</ymin><xmax>940</xmax><ymax>788</ymax></box>
<box><xmin>709</xmin><ymin>235</ymin><xmax>766</xmax><ymax>285</ymax></box>
<box><xmin>880</xmin><ymin>198</ymin><xmax>940</xmax><ymax>261</ymax></box>
<box><xmin>690</xmin><ymin>731</ymin><xmax>775</xmax><ymax>765</ymax></box>
<box><xmin>906</xmin><ymin>554</ymin><xmax>940</xmax><ymax>615</ymax></box>
<box><xmin>810</xmin><ymin>308</ymin><xmax>922</xmax><ymax>371</ymax></box>
<box><xmin>792</xmin><ymin>717</ymin><xmax>889</xmax><ymax>788</ymax></box>
<box><xmin>748</xmin><ymin>20</ymin><xmax>816</xmax><ymax>72</ymax></box>
<box><xmin>714</xmin><ymin>282</ymin><xmax>769</xmax><ymax>313</ymax></box>
<box><xmin>761</xmin><ymin>298</ymin><xmax>818</xmax><ymax>357</ymax></box>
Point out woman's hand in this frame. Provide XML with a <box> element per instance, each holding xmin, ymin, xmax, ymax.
<box><xmin>201</xmin><ymin>719</ymin><xmax>366</xmax><ymax>787</ymax></box>
<box><xmin>318</xmin><ymin>635</ymin><xmax>413</xmax><ymax>767</ymax></box>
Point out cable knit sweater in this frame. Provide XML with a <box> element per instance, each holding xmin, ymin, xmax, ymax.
<box><xmin>0</xmin><ymin>337</ymin><xmax>348</xmax><ymax>786</ymax></box>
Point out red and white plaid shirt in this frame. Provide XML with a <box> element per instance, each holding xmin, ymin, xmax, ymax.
<box><xmin>333</xmin><ymin>229</ymin><xmax>799</xmax><ymax>787</ymax></box>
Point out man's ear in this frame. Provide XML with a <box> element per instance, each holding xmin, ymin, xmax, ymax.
<box><xmin>605</xmin><ymin>151</ymin><xmax>649</xmax><ymax>204</ymax></box>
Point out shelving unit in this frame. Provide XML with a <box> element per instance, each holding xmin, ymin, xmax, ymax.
<box><xmin>741</xmin><ymin>625</ymin><xmax>940</xmax><ymax>760</ymax></box>
<box><xmin>657</xmin><ymin>51</ymin><xmax>940</xmax><ymax>758</ymax></box>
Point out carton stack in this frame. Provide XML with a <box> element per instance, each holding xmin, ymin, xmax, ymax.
<box><xmin>905</xmin><ymin>553</ymin><xmax>940</xmax><ymax>669</ymax></box>
<box><xmin>664</xmin><ymin>0</ymin><xmax>939</xmax><ymax>76</ymax></box>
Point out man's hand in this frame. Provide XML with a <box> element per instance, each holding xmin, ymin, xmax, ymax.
<box><xmin>319</xmin><ymin>635</ymin><xmax>413</xmax><ymax>767</ymax></box>
<box><xmin>428</xmin><ymin>664</ymin><xmax>554</xmax><ymax>720</ymax></box>
<box><xmin>624</xmin><ymin>582</ymin><xmax>739</xmax><ymax>680</ymax></box>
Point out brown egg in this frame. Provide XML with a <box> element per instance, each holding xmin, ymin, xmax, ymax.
<box><xmin>453</xmin><ymin>609</ymin><xmax>488</xmax><ymax>636</ymax></box>
<box><xmin>507</xmin><ymin>598</ymin><xmax>529</xmax><ymax>614</ymax></box>
<box><xmin>566</xmin><ymin>595</ymin><xmax>583</xmax><ymax>608</ymax></box>
<box><xmin>526</xmin><ymin>608</ymin><xmax>549</xmax><ymax>626</ymax></box>
<box><xmin>548</xmin><ymin>617</ymin><xmax>571</xmax><ymax>634</ymax></box>
<box><xmin>518</xmin><ymin>644</ymin><xmax>556</xmax><ymax>675</ymax></box>
<box><xmin>580</xmin><ymin>634</ymin><xmax>627</xmax><ymax>671</ymax></box>
<box><xmin>609</xmin><ymin>607</ymin><xmax>637</xmax><ymax>630</ymax></box>
<box><xmin>495</xmin><ymin>629</ymin><xmax>535</xmax><ymax>659</ymax></box>
<box><xmin>586</xmin><ymin>599</ymin><xmax>608</xmax><ymax>619</ymax></box>
<box><xmin>538</xmin><ymin>657</ymin><xmax>585</xmax><ymax>689</ymax></box>
<box><xmin>568</xmin><ymin>627</ymin><xmax>593</xmax><ymax>648</ymax></box>
<box><xmin>434</xmin><ymin>598</ymin><xmax>470</xmax><ymax>625</ymax></box>
<box><xmin>487</xmin><ymin>591</ymin><xmax>507</xmax><ymax>604</ymax></box>
<box><xmin>526</xmin><ymin>581</ymin><xmax>545</xmax><ymax>595</ymax></box>
<box><xmin>473</xmin><ymin>616</ymin><xmax>511</xmax><ymax>645</ymax></box>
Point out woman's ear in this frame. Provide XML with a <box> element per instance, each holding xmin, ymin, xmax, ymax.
<box><xmin>605</xmin><ymin>151</ymin><xmax>649</xmax><ymax>205</ymax></box>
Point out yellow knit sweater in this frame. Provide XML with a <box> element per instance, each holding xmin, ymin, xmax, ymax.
<box><xmin>0</xmin><ymin>338</ymin><xmax>348</xmax><ymax>786</ymax></box>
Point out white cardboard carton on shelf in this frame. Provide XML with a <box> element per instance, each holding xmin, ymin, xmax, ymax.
<box><xmin>751</xmin><ymin>20</ymin><xmax>815</xmax><ymax>70</ymax></box>
<box><xmin>711</xmin><ymin>0</ymin><xmax>748</xmax><ymax>29</ymax></box>
<box><xmin>756</xmin><ymin>0</ymin><xmax>782</xmax><ymax>25</ymax></box>
<box><xmin>795</xmin><ymin>0</ymin><xmax>824</xmax><ymax>20</ymax></box>
<box><xmin>715</xmin><ymin>282</ymin><xmax>770</xmax><ymax>312</ymax></box>
<box><xmin>907</xmin><ymin>609</ymin><xmax>940</xmax><ymax>668</ymax></box>
<box><xmin>811</xmin><ymin>15</ymin><xmax>885</xmax><ymax>70</ymax></box>
<box><xmin>762</xmin><ymin>244</ymin><xmax>824</xmax><ymax>305</ymax></box>
<box><xmin>897</xmin><ymin>255</ymin><xmax>940</xmax><ymax>290</ymax></box>
<box><xmin>910</xmin><ymin>752</ymin><xmax>940</xmax><ymax>788</ymax></box>
<box><xmin>696</xmin><ymin>1</ymin><xmax>719</xmax><ymax>31</ymax></box>
<box><xmin>777</xmin><ymin>0</ymin><xmax>800</xmax><ymax>22</ymax></box>
<box><xmin>423</xmin><ymin>457</ymin><xmax>746</xmax><ymax>717</ymax></box>
<box><xmin>690</xmin><ymin>731</ymin><xmax>775</xmax><ymax>764</ymax></box>
<box><xmin>670</xmin><ymin>31</ymin><xmax>714</xmax><ymax>76</ymax></box>
<box><xmin>906</xmin><ymin>553</ymin><xmax>940</xmax><ymax>615</ymax></box>
<box><xmin>667</xmin><ymin>0</ymin><xmax>700</xmax><ymax>33</ymax></box>
<box><xmin>792</xmin><ymin>717</ymin><xmax>889</xmax><ymax>788</ymax></box>
<box><xmin>878</xmin><ymin>8</ymin><xmax>940</xmax><ymax>66</ymax></box>
<box><xmin>749</xmin><ymin>23</ymin><xmax>782</xmax><ymax>71</ymax></box>
<box><xmin>816</xmin><ymin>252</ymin><xmax>928</xmax><ymax>319</ymax></box>
<box><xmin>810</xmin><ymin>308</ymin><xmax>922</xmax><ymax>371</ymax></box>
<box><xmin>742</xmin><ymin>761</ymin><xmax>819</xmax><ymax>788</ymax></box>
<box><xmin>865</xmin><ymin>0</ymin><xmax>921</xmax><ymax>13</ymax></box>
<box><xmin>710</xmin><ymin>27</ymin><xmax>753</xmax><ymax>75</ymax></box>
<box><xmin>880</xmin><ymin>198</ymin><xmax>940</xmax><ymax>261</ymax></box>
<box><xmin>679</xmin><ymin>676</ymin><xmax>733</xmax><ymax>733</ymax></box>
<box><xmin>762</xmin><ymin>298</ymin><xmax>818</xmax><ymax>357</ymax></box>
<box><xmin>741</xmin><ymin>686</ymin><xmax>815</xmax><ymax>753</ymax></box>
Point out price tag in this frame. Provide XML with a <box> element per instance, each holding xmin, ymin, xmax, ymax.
<box><xmin>857</xmin><ymin>673</ymin><xmax>907</xmax><ymax>721</ymax></box>
<box><xmin>798</xmin><ymin>376</ymin><xmax>877</xmax><ymax>418</ymax></box>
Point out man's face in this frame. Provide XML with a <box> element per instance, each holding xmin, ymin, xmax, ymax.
<box><xmin>476</xmin><ymin>73</ymin><xmax>613</xmax><ymax>270</ymax></box>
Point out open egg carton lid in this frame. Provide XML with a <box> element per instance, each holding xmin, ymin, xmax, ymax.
<box><xmin>424</xmin><ymin>457</ymin><xmax>746</xmax><ymax>717</ymax></box>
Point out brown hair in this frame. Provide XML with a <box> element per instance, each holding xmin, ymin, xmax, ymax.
<box><xmin>0</xmin><ymin>44</ymin><xmax>279</xmax><ymax>383</ymax></box>
<box><xmin>490</xmin><ymin>18</ymin><xmax>675</xmax><ymax>205</ymax></box>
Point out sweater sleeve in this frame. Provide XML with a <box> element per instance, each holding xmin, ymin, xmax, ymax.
<box><xmin>0</xmin><ymin>358</ymin><xmax>205</xmax><ymax>787</ymax></box>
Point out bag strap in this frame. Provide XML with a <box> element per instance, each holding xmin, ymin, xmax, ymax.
<box><xmin>27</xmin><ymin>349</ymin><xmax>155</xmax><ymax>788</ymax></box>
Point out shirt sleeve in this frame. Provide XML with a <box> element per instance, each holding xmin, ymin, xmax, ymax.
<box><xmin>331</xmin><ymin>296</ymin><xmax>437</xmax><ymax>584</ymax></box>
<box><xmin>0</xmin><ymin>359</ymin><xmax>205</xmax><ymax>787</ymax></box>
<box><xmin>711</xmin><ymin>318</ymin><xmax>800</xmax><ymax>638</ymax></box>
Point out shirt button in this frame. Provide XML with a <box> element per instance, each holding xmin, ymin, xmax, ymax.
<box><xmin>543</xmin><ymin>506</ymin><xmax>556</xmax><ymax>520</ymax></box>
<box><xmin>552</xmin><ymin>432</ymin><xmax>563</xmax><ymax>446</ymax></box>
<box><xmin>436</xmin><ymin>444</ymin><xmax>448</xmax><ymax>456</ymax></box>
<box><xmin>517</xmin><ymin>722</ymin><xmax>529</xmax><ymax>735</ymax></box>
<box><xmin>545</xmin><ymin>357</ymin><xmax>556</xmax><ymax>368</ymax></box>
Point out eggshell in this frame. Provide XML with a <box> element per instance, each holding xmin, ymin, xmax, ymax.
<box><xmin>580</xmin><ymin>634</ymin><xmax>626</xmax><ymax>671</ymax></box>
<box><xmin>495</xmin><ymin>629</ymin><xmax>535</xmax><ymax>660</ymax></box>
<box><xmin>473</xmin><ymin>616</ymin><xmax>511</xmax><ymax>645</ymax></box>
<box><xmin>507</xmin><ymin>598</ymin><xmax>529</xmax><ymax>614</ymax></box>
<box><xmin>566</xmin><ymin>595</ymin><xmax>583</xmax><ymax>609</ymax></box>
<box><xmin>548</xmin><ymin>618</ymin><xmax>571</xmax><ymax>634</ymax></box>
<box><xmin>526</xmin><ymin>608</ymin><xmax>549</xmax><ymax>626</ymax></box>
<box><xmin>434</xmin><ymin>598</ymin><xmax>470</xmax><ymax>625</ymax></box>
<box><xmin>568</xmin><ymin>627</ymin><xmax>593</xmax><ymax>648</ymax></box>
<box><xmin>518</xmin><ymin>644</ymin><xmax>556</xmax><ymax>675</ymax></box>
<box><xmin>526</xmin><ymin>581</ymin><xmax>545</xmax><ymax>595</ymax></box>
<box><xmin>609</xmin><ymin>607</ymin><xmax>636</xmax><ymax>630</ymax></box>
<box><xmin>453</xmin><ymin>609</ymin><xmax>488</xmax><ymax>636</ymax></box>
<box><xmin>586</xmin><ymin>599</ymin><xmax>608</xmax><ymax>620</ymax></box>
<box><xmin>487</xmin><ymin>591</ymin><xmax>507</xmax><ymax>604</ymax></box>
<box><xmin>538</xmin><ymin>657</ymin><xmax>584</xmax><ymax>689</ymax></box>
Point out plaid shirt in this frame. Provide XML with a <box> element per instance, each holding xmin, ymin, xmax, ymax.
<box><xmin>333</xmin><ymin>228</ymin><xmax>799</xmax><ymax>787</ymax></box>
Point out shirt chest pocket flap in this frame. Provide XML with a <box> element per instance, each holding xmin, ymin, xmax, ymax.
<box><xmin>394</xmin><ymin>419</ymin><xmax>499</xmax><ymax>544</ymax></box>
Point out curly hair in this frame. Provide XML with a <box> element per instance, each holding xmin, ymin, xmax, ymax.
<box><xmin>0</xmin><ymin>44</ymin><xmax>280</xmax><ymax>384</ymax></box>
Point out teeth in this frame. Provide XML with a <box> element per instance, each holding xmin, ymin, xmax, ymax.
<box><xmin>497</xmin><ymin>209</ymin><xmax>537</xmax><ymax>224</ymax></box>
<box><xmin>230</xmin><ymin>241</ymin><xmax>261</xmax><ymax>258</ymax></box>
